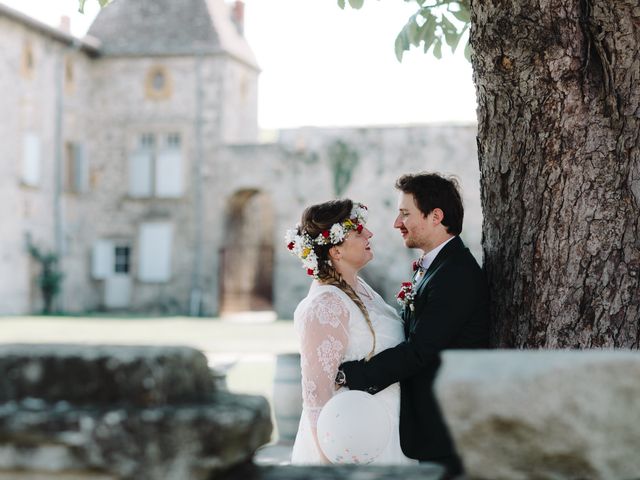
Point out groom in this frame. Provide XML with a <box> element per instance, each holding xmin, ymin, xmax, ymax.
<box><xmin>337</xmin><ymin>172</ymin><xmax>490</xmax><ymax>477</ymax></box>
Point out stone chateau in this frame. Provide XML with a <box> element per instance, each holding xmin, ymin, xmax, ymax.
<box><xmin>0</xmin><ymin>0</ymin><xmax>479</xmax><ymax>318</ymax></box>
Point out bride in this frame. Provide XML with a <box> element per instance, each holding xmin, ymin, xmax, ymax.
<box><xmin>285</xmin><ymin>199</ymin><xmax>415</xmax><ymax>465</ymax></box>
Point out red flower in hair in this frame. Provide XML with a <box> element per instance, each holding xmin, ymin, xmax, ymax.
<box><xmin>356</xmin><ymin>224</ymin><xmax>364</xmax><ymax>233</ymax></box>
<box><xmin>287</xmin><ymin>242</ymin><xmax>295</xmax><ymax>250</ymax></box>
<box><xmin>322</xmin><ymin>230</ymin><xmax>330</xmax><ymax>238</ymax></box>
<box><xmin>307</xmin><ymin>268</ymin><xmax>314</xmax><ymax>276</ymax></box>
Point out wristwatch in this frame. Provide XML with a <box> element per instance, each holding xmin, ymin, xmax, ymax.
<box><xmin>335</xmin><ymin>369</ymin><xmax>347</xmax><ymax>386</ymax></box>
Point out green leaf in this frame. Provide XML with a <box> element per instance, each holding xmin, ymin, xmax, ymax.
<box><xmin>464</xmin><ymin>40</ymin><xmax>472</xmax><ymax>61</ymax></box>
<box><xmin>408</xmin><ymin>18</ymin><xmax>421</xmax><ymax>47</ymax></box>
<box><xmin>78</xmin><ymin>0</ymin><xmax>111</xmax><ymax>11</ymax></box>
<box><xmin>348</xmin><ymin>0</ymin><xmax>365</xmax><ymax>8</ymax></box>
<box><xmin>451</xmin><ymin>7</ymin><xmax>470</xmax><ymax>23</ymax></box>
<box><xmin>433</xmin><ymin>38</ymin><xmax>443</xmax><ymax>59</ymax></box>
<box><xmin>338</xmin><ymin>0</ymin><xmax>346</xmax><ymax>8</ymax></box>
<box><xmin>394</xmin><ymin>27</ymin><xmax>410</xmax><ymax>62</ymax></box>
<box><xmin>441</xmin><ymin>14</ymin><xmax>457</xmax><ymax>35</ymax></box>
<box><xmin>420</xmin><ymin>15</ymin><xmax>437</xmax><ymax>53</ymax></box>
<box><xmin>441</xmin><ymin>15</ymin><xmax>462</xmax><ymax>51</ymax></box>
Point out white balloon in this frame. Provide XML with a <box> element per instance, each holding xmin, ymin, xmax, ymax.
<box><xmin>317</xmin><ymin>390</ymin><xmax>391</xmax><ymax>464</ymax></box>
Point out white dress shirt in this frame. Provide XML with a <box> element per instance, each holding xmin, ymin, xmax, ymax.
<box><xmin>414</xmin><ymin>236</ymin><xmax>456</xmax><ymax>283</ymax></box>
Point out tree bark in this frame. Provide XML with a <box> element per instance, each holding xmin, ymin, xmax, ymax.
<box><xmin>470</xmin><ymin>0</ymin><xmax>640</xmax><ymax>347</ymax></box>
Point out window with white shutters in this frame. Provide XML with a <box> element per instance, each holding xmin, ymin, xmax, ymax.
<box><xmin>138</xmin><ymin>222</ymin><xmax>173</xmax><ymax>283</ymax></box>
<box><xmin>92</xmin><ymin>240</ymin><xmax>131</xmax><ymax>279</ymax></box>
<box><xmin>128</xmin><ymin>133</ymin><xmax>183</xmax><ymax>198</ymax></box>
<box><xmin>64</xmin><ymin>142</ymin><xmax>89</xmax><ymax>193</ymax></box>
<box><xmin>92</xmin><ymin>240</ymin><xmax>114</xmax><ymax>280</ymax></box>
<box><xmin>21</xmin><ymin>132</ymin><xmax>41</xmax><ymax>187</ymax></box>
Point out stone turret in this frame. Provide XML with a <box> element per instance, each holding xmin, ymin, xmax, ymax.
<box><xmin>87</xmin><ymin>0</ymin><xmax>258</xmax><ymax>69</ymax></box>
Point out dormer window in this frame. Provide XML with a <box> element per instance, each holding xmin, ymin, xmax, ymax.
<box><xmin>152</xmin><ymin>71</ymin><xmax>165</xmax><ymax>89</ymax></box>
<box><xmin>145</xmin><ymin>66</ymin><xmax>172</xmax><ymax>100</ymax></box>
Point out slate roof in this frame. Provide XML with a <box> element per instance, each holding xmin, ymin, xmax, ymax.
<box><xmin>87</xmin><ymin>0</ymin><xmax>258</xmax><ymax>69</ymax></box>
<box><xmin>0</xmin><ymin>2</ymin><xmax>100</xmax><ymax>54</ymax></box>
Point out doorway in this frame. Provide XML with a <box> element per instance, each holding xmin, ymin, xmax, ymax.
<box><xmin>220</xmin><ymin>189</ymin><xmax>274</xmax><ymax>313</ymax></box>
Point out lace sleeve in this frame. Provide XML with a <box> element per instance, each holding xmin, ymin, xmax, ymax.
<box><xmin>298</xmin><ymin>290</ymin><xmax>350</xmax><ymax>433</ymax></box>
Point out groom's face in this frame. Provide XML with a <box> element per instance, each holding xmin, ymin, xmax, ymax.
<box><xmin>394</xmin><ymin>192</ymin><xmax>432</xmax><ymax>250</ymax></box>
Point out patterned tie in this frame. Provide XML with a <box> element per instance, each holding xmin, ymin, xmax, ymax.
<box><xmin>413</xmin><ymin>255</ymin><xmax>426</xmax><ymax>284</ymax></box>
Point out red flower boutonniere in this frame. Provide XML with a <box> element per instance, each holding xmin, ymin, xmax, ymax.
<box><xmin>396</xmin><ymin>282</ymin><xmax>415</xmax><ymax>311</ymax></box>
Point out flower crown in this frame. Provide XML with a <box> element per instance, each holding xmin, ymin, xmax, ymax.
<box><xmin>285</xmin><ymin>203</ymin><xmax>368</xmax><ymax>278</ymax></box>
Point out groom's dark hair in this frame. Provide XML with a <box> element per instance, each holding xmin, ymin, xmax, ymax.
<box><xmin>395</xmin><ymin>172</ymin><xmax>464</xmax><ymax>235</ymax></box>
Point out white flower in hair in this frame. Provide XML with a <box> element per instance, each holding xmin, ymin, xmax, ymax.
<box><xmin>351</xmin><ymin>203</ymin><xmax>369</xmax><ymax>224</ymax></box>
<box><xmin>329</xmin><ymin>223</ymin><xmax>346</xmax><ymax>243</ymax></box>
<box><xmin>284</xmin><ymin>228</ymin><xmax>296</xmax><ymax>243</ymax></box>
<box><xmin>315</xmin><ymin>233</ymin><xmax>329</xmax><ymax>245</ymax></box>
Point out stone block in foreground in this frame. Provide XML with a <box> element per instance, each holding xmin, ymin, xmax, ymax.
<box><xmin>435</xmin><ymin>350</ymin><xmax>640</xmax><ymax>480</ymax></box>
<box><xmin>0</xmin><ymin>344</ymin><xmax>272</xmax><ymax>480</ymax></box>
<box><xmin>0</xmin><ymin>344</ymin><xmax>216</xmax><ymax>406</ymax></box>
<box><xmin>224</xmin><ymin>463</ymin><xmax>446</xmax><ymax>480</ymax></box>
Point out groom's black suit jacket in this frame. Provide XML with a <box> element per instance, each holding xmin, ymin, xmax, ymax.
<box><xmin>341</xmin><ymin>236</ymin><xmax>489</xmax><ymax>461</ymax></box>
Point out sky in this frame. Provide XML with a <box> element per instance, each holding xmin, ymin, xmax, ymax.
<box><xmin>2</xmin><ymin>0</ymin><xmax>477</xmax><ymax>129</ymax></box>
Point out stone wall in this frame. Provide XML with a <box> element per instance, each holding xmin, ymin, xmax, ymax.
<box><xmin>0</xmin><ymin>344</ymin><xmax>272</xmax><ymax>480</ymax></box>
<box><xmin>13</xmin><ymin>119</ymin><xmax>478</xmax><ymax>317</ymax></box>
<box><xmin>216</xmin><ymin>124</ymin><xmax>480</xmax><ymax>318</ymax></box>
<box><xmin>0</xmin><ymin>14</ymin><xmax>31</xmax><ymax>314</ymax></box>
<box><xmin>0</xmin><ymin>13</ymin><xmax>94</xmax><ymax>314</ymax></box>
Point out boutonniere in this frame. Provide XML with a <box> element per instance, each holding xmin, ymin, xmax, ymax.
<box><xmin>396</xmin><ymin>282</ymin><xmax>415</xmax><ymax>311</ymax></box>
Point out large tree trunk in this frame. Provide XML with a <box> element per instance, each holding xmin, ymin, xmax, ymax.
<box><xmin>470</xmin><ymin>0</ymin><xmax>640</xmax><ymax>347</ymax></box>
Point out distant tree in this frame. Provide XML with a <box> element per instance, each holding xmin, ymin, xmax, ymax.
<box><xmin>328</xmin><ymin>140</ymin><xmax>360</xmax><ymax>197</ymax></box>
<box><xmin>343</xmin><ymin>0</ymin><xmax>640</xmax><ymax>348</ymax></box>
<box><xmin>27</xmin><ymin>243</ymin><xmax>64</xmax><ymax>314</ymax></box>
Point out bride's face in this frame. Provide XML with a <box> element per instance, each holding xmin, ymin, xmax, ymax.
<box><xmin>332</xmin><ymin>226</ymin><xmax>374</xmax><ymax>272</ymax></box>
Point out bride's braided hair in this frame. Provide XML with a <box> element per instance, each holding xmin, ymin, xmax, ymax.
<box><xmin>300</xmin><ymin>199</ymin><xmax>376</xmax><ymax>360</ymax></box>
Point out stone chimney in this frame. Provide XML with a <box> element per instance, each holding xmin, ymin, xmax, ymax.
<box><xmin>59</xmin><ymin>15</ymin><xmax>71</xmax><ymax>34</ymax></box>
<box><xmin>231</xmin><ymin>0</ymin><xmax>244</xmax><ymax>35</ymax></box>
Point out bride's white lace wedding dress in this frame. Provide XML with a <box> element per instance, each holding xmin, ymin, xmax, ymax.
<box><xmin>290</xmin><ymin>278</ymin><xmax>416</xmax><ymax>465</ymax></box>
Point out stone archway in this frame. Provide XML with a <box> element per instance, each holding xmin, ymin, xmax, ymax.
<box><xmin>219</xmin><ymin>189</ymin><xmax>274</xmax><ymax>313</ymax></box>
